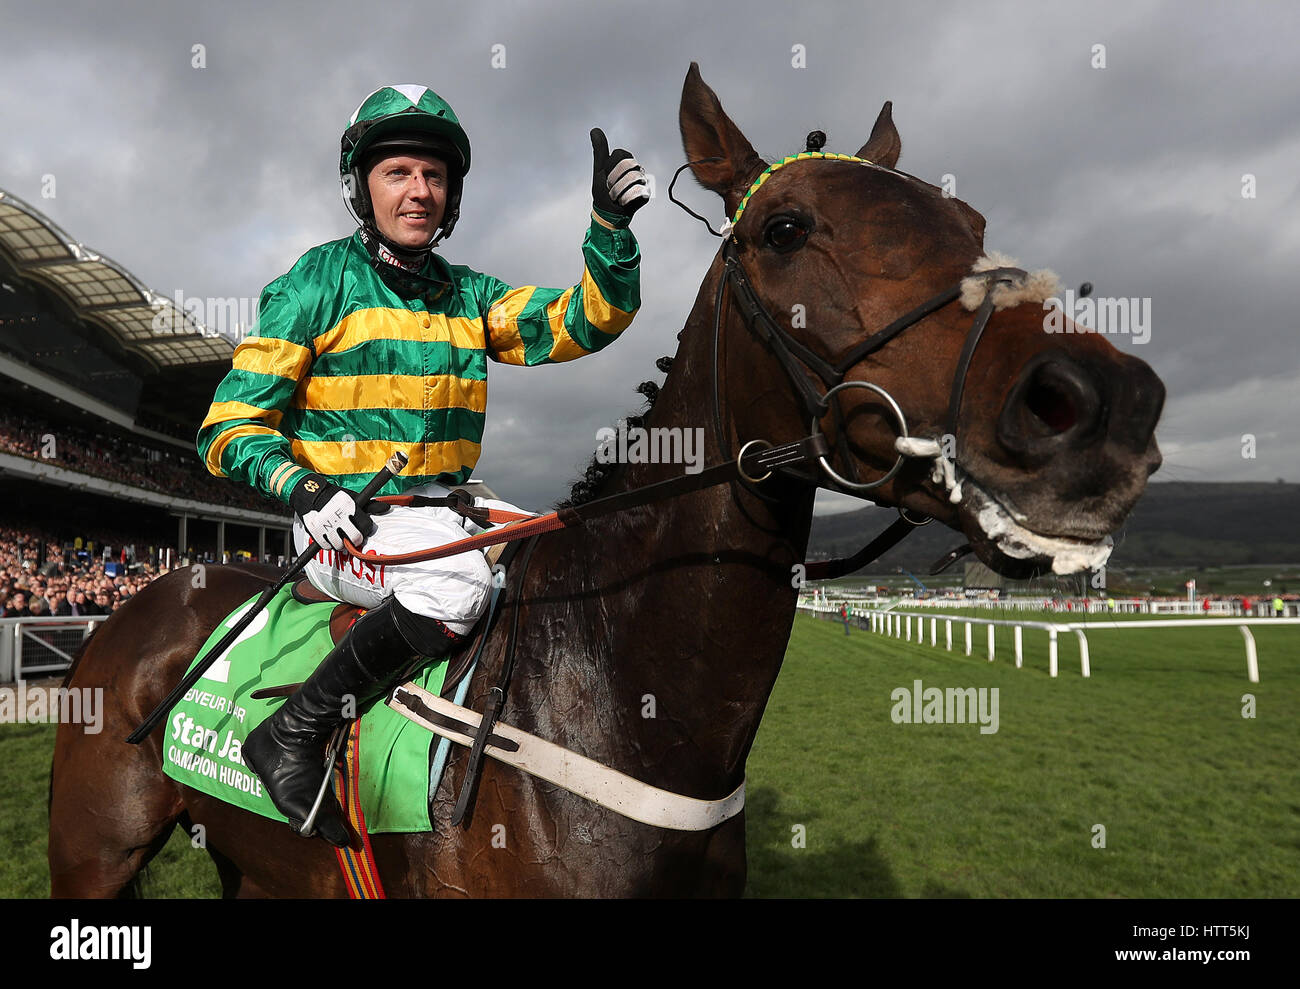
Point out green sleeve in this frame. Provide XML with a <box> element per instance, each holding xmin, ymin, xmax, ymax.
<box><xmin>478</xmin><ymin>210</ymin><xmax>641</xmax><ymax>366</ymax></box>
<box><xmin>195</xmin><ymin>277</ymin><xmax>315</xmax><ymax>505</ymax></box>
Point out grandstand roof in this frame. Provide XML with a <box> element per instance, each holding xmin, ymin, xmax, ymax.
<box><xmin>0</xmin><ymin>188</ymin><xmax>234</xmax><ymax>370</ymax></box>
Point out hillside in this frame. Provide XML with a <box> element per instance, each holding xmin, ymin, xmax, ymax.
<box><xmin>808</xmin><ymin>481</ymin><xmax>1300</xmax><ymax>572</ymax></box>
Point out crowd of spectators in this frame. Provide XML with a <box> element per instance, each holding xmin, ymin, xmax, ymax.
<box><xmin>0</xmin><ymin>398</ymin><xmax>286</xmax><ymax>515</ymax></box>
<box><xmin>1</xmin><ymin>523</ymin><xmax>174</xmax><ymax>618</ymax></box>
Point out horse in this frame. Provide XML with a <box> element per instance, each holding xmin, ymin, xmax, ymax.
<box><xmin>48</xmin><ymin>63</ymin><xmax>1165</xmax><ymax>897</ymax></box>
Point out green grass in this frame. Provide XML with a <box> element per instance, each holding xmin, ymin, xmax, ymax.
<box><xmin>1</xmin><ymin>719</ymin><xmax>220</xmax><ymax>899</ymax></box>
<box><xmin>742</xmin><ymin>614</ymin><xmax>1300</xmax><ymax>896</ymax></box>
<box><xmin>1</xmin><ymin>722</ymin><xmax>58</xmax><ymax>899</ymax></box>
<box><xmin>6</xmin><ymin>614</ymin><xmax>1297</xmax><ymax>897</ymax></box>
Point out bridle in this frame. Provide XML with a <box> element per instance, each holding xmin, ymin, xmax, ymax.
<box><xmin>682</xmin><ymin>150</ymin><xmax>1031</xmax><ymax>510</ymax></box>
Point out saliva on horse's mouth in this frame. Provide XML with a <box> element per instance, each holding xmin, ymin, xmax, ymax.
<box><xmin>962</xmin><ymin>483</ymin><xmax>1114</xmax><ymax>576</ymax></box>
<box><xmin>898</xmin><ymin>435</ymin><xmax>1114</xmax><ymax>576</ymax></box>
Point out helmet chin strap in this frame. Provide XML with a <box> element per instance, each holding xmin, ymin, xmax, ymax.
<box><xmin>357</xmin><ymin>225</ymin><xmax>446</xmax><ymax>299</ymax></box>
<box><xmin>364</xmin><ymin>221</ymin><xmax>432</xmax><ymax>268</ymax></box>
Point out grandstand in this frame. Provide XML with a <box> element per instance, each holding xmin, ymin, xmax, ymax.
<box><xmin>0</xmin><ymin>187</ymin><xmax>292</xmax><ymax>567</ymax></box>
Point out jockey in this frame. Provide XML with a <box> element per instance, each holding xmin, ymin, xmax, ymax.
<box><xmin>197</xmin><ymin>84</ymin><xmax>649</xmax><ymax>846</ymax></box>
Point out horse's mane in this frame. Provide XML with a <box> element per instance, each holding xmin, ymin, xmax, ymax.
<box><xmin>553</xmin><ymin>354</ymin><xmax>675</xmax><ymax>509</ymax></box>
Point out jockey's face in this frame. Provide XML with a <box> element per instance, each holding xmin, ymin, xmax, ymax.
<box><xmin>367</xmin><ymin>152</ymin><xmax>448</xmax><ymax>250</ymax></box>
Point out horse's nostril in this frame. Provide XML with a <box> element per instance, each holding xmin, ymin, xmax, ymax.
<box><xmin>1025</xmin><ymin>376</ymin><xmax>1078</xmax><ymax>434</ymax></box>
<box><xmin>998</xmin><ymin>356</ymin><xmax>1103</xmax><ymax>458</ymax></box>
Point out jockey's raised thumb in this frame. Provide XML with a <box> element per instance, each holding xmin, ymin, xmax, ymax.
<box><xmin>591</xmin><ymin>127</ymin><xmax>650</xmax><ymax>221</ymax></box>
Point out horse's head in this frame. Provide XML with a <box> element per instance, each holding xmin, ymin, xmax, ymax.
<box><xmin>680</xmin><ymin>64</ymin><xmax>1164</xmax><ymax>578</ymax></box>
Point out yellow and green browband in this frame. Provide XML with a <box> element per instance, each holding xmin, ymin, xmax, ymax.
<box><xmin>730</xmin><ymin>152</ymin><xmax>875</xmax><ymax>227</ymax></box>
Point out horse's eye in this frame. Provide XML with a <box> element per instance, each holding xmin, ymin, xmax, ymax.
<box><xmin>763</xmin><ymin>218</ymin><xmax>809</xmax><ymax>252</ymax></box>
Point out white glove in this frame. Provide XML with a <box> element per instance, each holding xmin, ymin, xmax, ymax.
<box><xmin>607</xmin><ymin>156</ymin><xmax>650</xmax><ymax>212</ymax></box>
<box><xmin>290</xmin><ymin>474</ymin><xmax>374</xmax><ymax>551</ymax></box>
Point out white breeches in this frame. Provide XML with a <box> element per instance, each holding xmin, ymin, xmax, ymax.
<box><xmin>293</xmin><ymin>484</ymin><xmax>530</xmax><ymax>637</ymax></box>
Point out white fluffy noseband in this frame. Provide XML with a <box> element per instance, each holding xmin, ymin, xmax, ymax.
<box><xmin>959</xmin><ymin>250</ymin><xmax>1060</xmax><ymax>312</ymax></box>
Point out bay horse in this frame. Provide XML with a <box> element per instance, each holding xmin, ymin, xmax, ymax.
<box><xmin>48</xmin><ymin>64</ymin><xmax>1165</xmax><ymax>897</ymax></box>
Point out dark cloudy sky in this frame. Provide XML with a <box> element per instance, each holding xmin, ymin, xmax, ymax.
<box><xmin>2</xmin><ymin>0</ymin><xmax>1296</xmax><ymax>513</ymax></box>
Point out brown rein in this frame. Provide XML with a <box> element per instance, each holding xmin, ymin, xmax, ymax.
<box><xmin>338</xmin><ymin>435</ymin><xmax>919</xmax><ymax>578</ymax></box>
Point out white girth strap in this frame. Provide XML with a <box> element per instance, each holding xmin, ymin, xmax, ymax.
<box><xmin>388</xmin><ymin>683</ymin><xmax>747</xmax><ymax>831</ymax></box>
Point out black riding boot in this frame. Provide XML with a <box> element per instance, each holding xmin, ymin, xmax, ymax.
<box><xmin>243</xmin><ymin>597</ymin><xmax>462</xmax><ymax>847</ymax></box>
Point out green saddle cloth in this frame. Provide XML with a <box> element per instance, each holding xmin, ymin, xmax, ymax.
<box><xmin>161</xmin><ymin>585</ymin><xmax>446</xmax><ymax>833</ymax></box>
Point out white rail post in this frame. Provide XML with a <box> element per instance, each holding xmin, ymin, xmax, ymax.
<box><xmin>930</xmin><ymin>618</ymin><xmax>937</xmax><ymax>647</ymax></box>
<box><xmin>1239</xmin><ymin>626</ymin><xmax>1260</xmax><ymax>683</ymax></box>
<box><xmin>987</xmin><ymin>624</ymin><xmax>996</xmax><ymax>662</ymax></box>
<box><xmin>1049</xmin><ymin>628</ymin><xmax>1058</xmax><ymax>678</ymax></box>
<box><xmin>906</xmin><ymin>616</ymin><xmax>912</xmax><ymax>641</ymax></box>
<box><xmin>945</xmin><ymin>620</ymin><xmax>952</xmax><ymax>651</ymax></box>
<box><xmin>964</xmin><ymin>622</ymin><xmax>972</xmax><ymax>656</ymax></box>
<box><xmin>1073</xmin><ymin>629</ymin><xmax>1091</xmax><ymax>677</ymax></box>
<box><xmin>1014</xmin><ymin>625</ymin><xmax>1023</xmax><ymax>668</ymax></box>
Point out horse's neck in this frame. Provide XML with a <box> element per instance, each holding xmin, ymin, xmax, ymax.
<box><xmin>523</xmin><ymin>260</ymin><xmax>817</xmax><ymax>796</ymax></box>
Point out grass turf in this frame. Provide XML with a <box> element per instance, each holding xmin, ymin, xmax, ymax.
<box><xmin>741</xmin><ymin>614</ymin><xmax>1299</xmax><ymax>896</ymax></box>
<box><xmin>4</xmin><ymin>614</ymin><xmax>1296</xmax><ymax>897</ymax></box>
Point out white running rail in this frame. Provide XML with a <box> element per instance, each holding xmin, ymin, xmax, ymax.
<box><xmin>799</xmin><ymin>605</ymin><xmax>1299</xmax><ymax>682</ymax></box>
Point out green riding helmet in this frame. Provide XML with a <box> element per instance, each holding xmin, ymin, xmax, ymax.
<box><xmin>340</xmin><ymin>84</ymin><xmax>472</xmax><ymax>242</ymax></box>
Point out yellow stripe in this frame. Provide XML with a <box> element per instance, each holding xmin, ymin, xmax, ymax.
<box><xmin>544</xmin><ymin>287</ymin><xmax>590</xmax><ymax>362</ymax></box>
<box><xmin>200</xmin><ymin>400</ymin><xmax>283</xmax><ymax>432</ymax></box>
<box><xmin>268</xmin><ymin>461</ymin><xmax>303</xmax><ymax>497</ymax></box>
<box><xmin>484</xmin><ymin>288</ymin><xmax>535</xmax><ymax>365</ymax></box>
<box><xmin>278</xmin><ymin>467</ymin><xmax>309</xmax><ymax>497</ymax></box>
<box><xmin>580</xmin><ymin>265</ymin><xmax>636</xmax><ymax>335</ymax></box>
<box><xmin>298</xmin><ymin>374</ymin><xmax>487</xmax><ymax>413</ymax></box>
<box><xmin>205</xmin><ymin>423</ymin><xmax>282</xmax><ymax>477</ymax></box>
<box><xmin>288</xmin><ymin>438</ymin><xmax>480</xmax><ymax>477</ymax></box>
<box><xmin>313</xmin><ymin>307</ymin><xmax>485</xmax><ymax>355</ymax></box>
<box><xmin>590</xmin><ymin>209</ymin><xmax>618</xmax><ymax>230</ymax></box>
<box><xmin>268</xmin><ymin>462</ymin><xmax>294</xmax><ymax>492</ymax></box>
<box><xmin>232</xmin><ymin>336</ymin><xmax>313</xmax><ymax>380</ymax></box>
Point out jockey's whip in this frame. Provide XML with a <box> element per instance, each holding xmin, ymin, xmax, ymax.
<box><xmin>125</xmin><ymin>451</ymin><xmax>408</xmax><ymax>745</ymax></box>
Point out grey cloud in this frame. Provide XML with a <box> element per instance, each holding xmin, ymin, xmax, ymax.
<box><xmin>1</xmin><ymin>0</ymin><xmax>1295</xmax><ymax>511</ymax></box>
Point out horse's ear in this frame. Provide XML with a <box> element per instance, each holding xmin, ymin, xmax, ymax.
<box><xmin>856</xmin><ymin>101</ymin><xmax>902</xmax><ymax>169</ymax></box>
<box><xmin>680</xmin><ymin>62</ymin><xmax>767</xmax><ymax>217</ymax></box>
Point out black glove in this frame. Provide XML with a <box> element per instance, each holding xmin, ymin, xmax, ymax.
<box><xmin>590</xmin><ymin>128</ymin><xmax>650</xmax><ymax>220</ymax></box>
<box><xmin>290</xmin><ymin>473</ymin><xmax>381</xmax><ymax>551</ymax></box>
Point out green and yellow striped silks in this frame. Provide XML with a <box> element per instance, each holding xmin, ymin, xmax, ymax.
<box><xmin>197</xmin><ymin>216</ymin><xmax>640</xmax><ymax>503</ymax></box>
